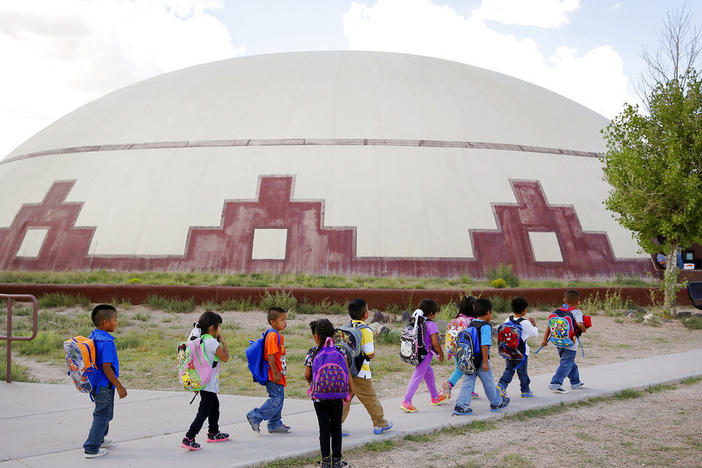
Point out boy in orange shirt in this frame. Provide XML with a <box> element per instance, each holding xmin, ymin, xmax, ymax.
<box><xmin>246</xmin><ymin>307</ymin><xmax>291</xmax><ymax>433</ymax></box>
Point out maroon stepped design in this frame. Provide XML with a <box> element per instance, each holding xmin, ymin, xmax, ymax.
<box><xmin>0</xmin><ymin>177</ymin><xmax>650</xmax><ymax>278</ymax></box>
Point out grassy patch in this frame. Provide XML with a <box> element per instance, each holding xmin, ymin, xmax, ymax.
<box><xmin>502</xmin><ymin>453</ymin><xmax>535</xmax><ymax>468</ymax></box>
<box><xmin>144</xmin><ymin>295</ymin><xmax>196</xmax><ymax>313</ymax></box>
<box><xmin>38</xmin><ymin>292</ymin><xmax>90</xmax><ymax>309</ymax></box>
<box><xmin>680</xmin><ymin>376</ymin><xmax>702</xmax><ymax>385</ymax></box>
<box><xmin>0</xmin><ymin>352</ymin><xmax>37</xmax><ymax>382</ymax></box>
<box><xmin>133</xmin><ymin>312</ymin><xmax>151</xmax><ymax>322</ymax></box>
<box><xmin>613</xmin><ymin>389</ymin><xmax>643</xmax><ymax>400</ymax></box>
<box><xmin>485</xmin><ymin>263</ymin><xmax>520</xmax><ymax>287</ymax></box>
<box><xmin>646</xmin><ymin>383</ymin><xmax>677</xmax><ymax>393</ymax></box>
<box><xmin>403</xmin><ymin>433</ymin><xmax>434</xmax><ymax>442</ymax></box>
<box><xmin>363</xmin><ymin>439</ymin><xmax>396</xmax><ymax>452</ymax></box>
<box><xmin>681</xmin><ymin>316</ymin><xmax>702</xmax><ymax>330</ymax></box>
<box><xmin>219</xmin><ymin>297</ymin><xmax>257</xmax><ymax>311</ymax></box>
<box><xmin>17</xmin><ymin>330</ymin><xmax>65</xmax><ymax>355</ymax></box>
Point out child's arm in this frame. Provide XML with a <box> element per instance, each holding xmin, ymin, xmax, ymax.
<box><xmin>480</xmin><ymin>344</ymin><xmax>489</xmax><ymax>372</ymax></box>
<box><xmin>345</xmin><ymin>360</ymin><xmax>355</xmax><ymax>396</ymax></box>
<box><xmin>304</xmin><ymin>366</ymin><xmax>312</xmax><ymax>383</ymax></box>
<box><xmin>267</xmin><ymin>354</ymin><xmax>283</xmax><ymax>384</ymax></box>
<box><xmin>541</xmin><ymin>326</ymin><xmax>550</xmax><ymax>347</ymax></box>
<box><xmin>215</xmin><ymin>336</ymin><xmax>229</xmax><ymax>362</ymax></box>
<box><xmin>430</xmin><ymin>333</ymin><xmax>444</xmax><ymax>361</ymax></box>
<box><xmin>102</xmin><ymin>363</ymin><xmax>127</xmax><ymax>399</ymax></box>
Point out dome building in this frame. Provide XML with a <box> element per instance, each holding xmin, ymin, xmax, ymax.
<box><xmin>0</xmin><ymin>51</ymin><xmax>653</xmax><ymax>279</ymax></box>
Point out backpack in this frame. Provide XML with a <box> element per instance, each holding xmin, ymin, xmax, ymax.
<box><xmin>497</xmin><ymin>317</ymin><xmax>526</xmax><ymax>362</ymax></box>
<box><xmin>311</xmin><ymin>337</ymin><xmax>350</xmax><ymax>400</ymax></box>
<box><xmin>176</xmin><ymin>334</ymin><xmax>218</xmax><ymax>392</ymax></box>
<box><xmin>455</xmin><ymin>320</ymin><xmax>483</xmax><ymax>375</ymax></box>
<box><xmin>548</xmin><ymin>307</ymin><xmax>576</xmax><ymax>348</ymax></box>
<box><xmin>333</xmin><ymin>322</ymin><xmax>370</xmax><ymax>377</ymax></box>
<box><xmin>399</xmin><ymin>311</ymin><xmax>428</xmax><ymax>366</ymax></box>
<box><xmin>444</xmin><ymin>315</ymin><xmax>473</xmax><ymax>358</ymax></box>
<box><xmin>245</xmin><ymin>329</ymin><xmax>281</xmax><ymax>385</ymax></box>
<box><xmin>64</xmin><ymin>336</ymin><xmax>99</xmax><ymax>394</ymax></box>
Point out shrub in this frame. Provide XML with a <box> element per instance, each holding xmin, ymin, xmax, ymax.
<box><xmin>219</xmin><ymin>297</ymin><xmax>257</xmax><ymax>311</ymax></box>
<box><xmin>375</xmin><ymin>329</ymin><xmax>401</xmax><ymax>345</ymax></box>
<box><xmin>38</xmin><ymin>292</ymin><xmax>90</xmax><ymax>309</ymax></box>
<box><xmin>485</xmin><ymin>263</ymin><xmax>519</xmax><ymax>287</ymax></box>
<box><xmin>489</xmin><ymin>295</ymin><xmax>509</xmax><ymax>313</ymax></box>
<box><xmin>18</xmin><ymin>331</ymin><xmax>65</xmax><ymax>355</ymax></box>
<box><xmin>0</xmin><ymin>353</ymin><xmax>36</xmax><ymax>382</ymax></box>
<box><xmin>682</xmin><ymin>316</ymin><xmax>702</xmax><ymax>330</ymax></box>
<box><xmin>259</xmin><ymin>291</ymin><xmax>298</xmax><ymax>312</ymax></box>
<box><xmin>490</xmin><ymin>278</ymin><xmax>508</xmax><ymax>289</ymax></box>
<box><xmin>144</xmin><ymin>295</ymin><xmax>196</xmax><ymax>313</ymax></box>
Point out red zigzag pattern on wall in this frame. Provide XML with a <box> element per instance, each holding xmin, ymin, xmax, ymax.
<box><xmin>0</xmin><ymin>176</ymin><xmax>650</xmax><ymax>278</ymax></box>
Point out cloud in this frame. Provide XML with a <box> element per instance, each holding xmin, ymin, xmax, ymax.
<box><xmin>474</xmin><ymin>0</ymin><xmax>581</xmax><ymax>28</ymax></box>
<box><xmin>343</xmin><ymin>0</ymin><xmax>633</xmax><ymax>119</ymax></box>
<box><xmin>610</xmin><ymin>2</ymin><xmax>622</xmax><ymax>11</ymax></box>
<box><xmin>0</xmin><ymin>0</ymin><xmax>242</xmax><ymax>158</ymax></box>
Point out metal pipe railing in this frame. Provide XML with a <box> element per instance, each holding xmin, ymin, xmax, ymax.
<box><xmin>0</xmin><ymin>294</ymin><xmax>39</xmax><ymax>383</ymax></box>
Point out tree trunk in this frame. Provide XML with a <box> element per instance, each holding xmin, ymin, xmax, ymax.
<box><xmin>663</xmin><ymin>244</ymin><xmax>679</xmax><ymax>317</ymax></box>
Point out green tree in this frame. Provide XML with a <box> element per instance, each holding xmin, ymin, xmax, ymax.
<box><xmin>602</xmin><ymin>71</ymin><xmax>702</xmax><ymax>316</ymax></box>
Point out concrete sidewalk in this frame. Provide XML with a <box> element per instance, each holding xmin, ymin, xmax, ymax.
<box><xmin>2</xmin><ymin>349</ymin><xmax>702</xmax><ymax>467</ymax></box>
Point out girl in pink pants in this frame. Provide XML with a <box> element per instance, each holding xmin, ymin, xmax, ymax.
<box><xmin>400</xmin><ymin>299</ymin><xmax>446</xmax><ymax>412</ymax></box>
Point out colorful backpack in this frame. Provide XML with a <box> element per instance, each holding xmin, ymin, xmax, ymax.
<box><xmin>245</xmin><ymin>329</ymin><xmax>281</xmax><ymax>385</ymax></box>
<box><xmin>177</xmin><ymin>334</ymin><xmax>218</xmax><ymax>392</ymax></box>
<box><xmin>64</xmin><ymin>336</ymin><xmax>99</xmax><ymax>394</ymax></box>
<box><xmin>548</xmin><ymin>307</ymin><xmax>576</xmax><ymax>348</ymax></box>
<box><xmin>311</xmin><ymin>337</ymin><xmax>350</xmax><ymax>400</ymax></box>
<box><xmin>455</xmin><ymin>322</ymin><xmax>482</xmax><ymax>375</ymax></box>
<box><xmin>333</xmin><ymin>322</ymin><xmax>370</xmax><ymax>377</ymax></box>
<box><xmin>444</xmin><ymin>315</ymin><xmax>473</xmax><ymax>358</ymax></box>
<box><xmin>399</xmin><ymin>311</ymin><xmax>428</xmax><ymax>366</ymax></box>
<box><xmin>497</xmin><ymin>317</ymin><xmax>526</xmax><ymax>362</ymax></box>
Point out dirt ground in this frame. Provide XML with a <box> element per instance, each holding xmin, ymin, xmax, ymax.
<box><xmin>334</xmin><ymin>379</ymin><xmax>702</xmax><ymax>468</ymax></box>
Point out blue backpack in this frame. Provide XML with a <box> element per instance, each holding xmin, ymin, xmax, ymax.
<box><xmin>245</xmin><ymin>329</ymin><xmax>281</xmax><ymax>385</ymax></box>
<box><xmin>455</xmin><ymin>320</ymin><xmax>483</xmax><ymax>375</ymax></box>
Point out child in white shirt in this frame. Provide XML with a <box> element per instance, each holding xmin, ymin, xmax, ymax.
<box><xmin>496</xmin><ymin>296</ymin><xmax>538</xmax><ymax>398</ymax></box>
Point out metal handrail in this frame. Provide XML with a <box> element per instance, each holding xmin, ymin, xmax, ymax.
<box><xmin>0</xmin><ymin>294</ymin><xmax>39</xmax><ymax>383</ymax></box>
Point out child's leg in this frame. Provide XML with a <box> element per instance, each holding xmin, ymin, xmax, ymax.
<box><xmin>497</xmin><ymin>358</ymin><xmax>517</xmax><ymax>390</ymax></box>
<box><xmin>186</xmin><ymin>390</ymin><xmax>217</xmax><ymax>439</ymax></box>
<box><xmin>348</xmin><ymin>377</ymin><xmax>387</xmax><ymax>428</ymax></box>
<box><xmin>549</xmin><ymin>348</ymin><xmax>576</xmax><ymax>387</ymax></box>
<box><xmin>424</xmin><ymin>362</ymin><xmax>438</xmax><ymax>399</ymax></box>
<box><xmin>454</xmin><ymin>373</ymin><xmax>477</xmax><ymax>409</ymax></box>
<box><xmin>207</xmin><ymin>392</ymin><xmax>220</xmax><ymax>435</ymax></box>
<box><xmin>247</xmin><ymin>381</ymin><xmax>285</xmax><ymax>430</ymax></box>
<box><xmin>477</xmin><ymin>362</ymin><xmax>501</xmax><ymax>407</ymax></box>
<box><xmin>83</xmin><ymin>386</ymin><xmax>115</xmax><ymax>454</ymax></box>
<box><xmin>448</xmin><ymin>358</ymin><xmax>463</xmax><ymax>387</ymax></box>
<box><xmin>329</xmin><ymin>399</ymin><xmax>343</xmax><ymax>460</ymax></box>
<box><xmin>567</xmin><ymin>360</ymin><xmax>581</xmax><ymax>385</ymax></box>
<box><xmin>403</xmin><ymin>356</ymin><xmax>432</xmax><ymax>403</ymax></box>
<box><xmin>516</xmin><ymin>356</ymin><xmax>531</xmax><ymax>393</ymax></box>
<box><xmin>313</xmin><ymin>401</ymin><xmax>332</xmax><ymax>459</ymax></box>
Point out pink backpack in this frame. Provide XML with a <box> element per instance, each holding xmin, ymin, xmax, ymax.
<box><xmin>177</xmin><ymin>334</ymin><xmax>217</xmax><ymax>392</ymax></box>
<box><xmin>444</xmin><ymin>315</ymin><xmax>474</xmax><ymax>358</ymax></box>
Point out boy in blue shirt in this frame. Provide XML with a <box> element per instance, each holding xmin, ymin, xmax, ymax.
<box><xmin>83</xmin><ymin>304</ymin><xmax>127</xmax><ymax>458</ymax></box>
<box><xmin>453</xmin><ymin>299</ymin><xmax>510</xmax><ymax>415</ymax></box>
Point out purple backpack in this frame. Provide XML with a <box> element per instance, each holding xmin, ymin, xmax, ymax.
<box><xmin>311</xmin><ymin>337</ymin><xmax>350</xmax><ymax>400</ymax></box>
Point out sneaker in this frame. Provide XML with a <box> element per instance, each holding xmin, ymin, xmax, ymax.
<box><xmin>318</xmin><ymin>456</ymin><xmax>332</xmax><ymax>468</ymax></box>
<box><xmin>206</xmin><ymin>431</ymin><xmax>229</xmax><ymax>443</ymax></box>
<box><xmin>332</xmin><ymin>457</ymin><xmax>349</xmax><ymax>468</ymax></box>
<box><xmin>549</xmin><ymin>386</ymin><xmax>569</xmax><ymax>394</ymax></box>
<box><xmin>472</xmin><ymin>391</ymin><xmax>480</xmax><ymax>399</ymax></box>
<box><xmin>452</xmin><ymin>405</ymin><xmax>473</xmax><ymax>416</ymax></box>
<box><xmin>496</xmin><ymin>383</ymin><xmax>506</xmax><ymax>397</ymax></box>
<box><xmin>373</xmin><ymin>420</ymin><xmax>393</xmax><ymax>435</ymax></box>
<box><xmin>246</xmin><ymin>413</ymin><xmax>260</xmax><ymax>433</ymax></box>
<box><xmin>571</xmin><ymin>382</ymin><xmax>585</xmax><ymax>390</ymax></box>
<box><xmin>400</xmin><ymin>401</ymin><xmax>417</xmax><ymax>413</ymax></box>
<box><xmin>490</xmin><ymin>396</ymin><xmax>510</xmax><ymax>412</ymax></box>
<box><xmin>84</xmin><ymin>448</ymin><xmax>108</xmax><ymax>458</ymax></box>
<box><xmin>269</xmin><ymin>424</ymin><xmax>292</xmax><ymax>433</ymax></box>
<box><xmin>100</xmin><ymin>438</ymin><xmax>113</xmax><ymax>448</ymax></box>
<box><xmin>180</xmin><ymin>437</ymin><xmax>201</xmax><ymax>451</ymax></box>
<box><xmin>521</xmin><ymin>391</ymin><xmax>534</xmax><ymax>398</ymax></box>
<box><xmin>430</xmin><ymin>394</ymin><xmax>447</xmax><ymax>406</ymax></box>
<box><xmin>441</xmin><ymin>381</ymin><xmax>453</xmax><ymax>399</ymax></box>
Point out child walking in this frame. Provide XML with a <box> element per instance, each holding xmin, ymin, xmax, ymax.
<box><xmin>304</xmin><ymin>319</ymin><xmax>354</xmax><ymax>468</ymax></box>
<box><xmin>400</xmin><ymin>299</ymin><xmax>446</xmax><ymax>412</ymax></box>
<box><xmin>181</xmin><ymin>311</ymin><xmax>230</xmax><ymax>450</ymax></box>
<box><xmin>83</xmin><ymin>304</ymin><xmax>127</xmax><ymax>458</ymax></box>
<box><xmin>453</xmin><ymin>299</ymin><xmax>510</xmax><ymax>416</ymax></box>
<box><xmin>247</xmin><ymin>307</ymin><xmax>292</xmax><ymax>433</ymax></box>
<box><xmin>541</xmin><ymin>290</ymin><xmax>587</xmax><ymax>393</ymax></box>
<box><xmin>496</xmin><ymin>296</ymin><xmax>538</xmax><ymax>398</ymax></box>
<box><xmin>441</xmin><ymin>295</ymin><xmax>479</xmax><ymax>400</ymax></box>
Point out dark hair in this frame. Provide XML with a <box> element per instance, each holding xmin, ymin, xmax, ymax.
<box><xmin>309</xmin><ymin>318</ymin><xmax>336</xmax><ymax>358</ymax></box>
<box><xmin>456</xmin><ymin>295</ymin><xmax>475</xmax><ymax>319</ymax></box>
<box><xmin>91</xmin><ymin>304</ymin><xmax>117</xmax><ymax>327</ymax></box>
<box><xmin>474</xmin><ymin>298</ymin><xmax>492</xmax><ymax>317</ymax></box>
<box><xmin>418</xmin><ymin>299</ymin><xmax>438</xmax><ymax>317</ymax></box>
<box><xmin>564</xmin><ymin>289</ymin><xmax>580</xmax><ymax>303</ymax></box>
<box><xmin>267</xmin><ymin>307</ymin><xmax>287</xmax><ymax>324</ymax></box>
<box><xmin>511</xmin><ymin>296</ymin><xmax>528</xmax><ymax>314</ymax></box>
<box><xmin>348</xmin><ymin>298</ymin><xmax>367</xmax><ymax>320</ymax></box>
<box><xmin>197</xmin><ymin>311</ymin><xmax>223</xmax><ymax>335</ymax></box>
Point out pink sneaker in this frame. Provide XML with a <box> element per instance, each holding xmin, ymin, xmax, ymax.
<box><xmin>472</xmin><ymin>391</ymin><xmax>480</xmax><ymax>399</ymax></box>
<box><xmin>441</xmin><ymin>381</ymin><xmax>453</xmax><ymax>399</ymax></box>
<box><xmin>430</xmin><ymin>394</ymin><xmax>447</xmax><ymax>406</ymax></box>
<box><xmin>400</xmin><ymin>401</ymin><xmax>417</xmax><ymax>413</ymax></box>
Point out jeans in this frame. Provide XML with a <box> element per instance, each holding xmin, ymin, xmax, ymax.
<box><xmin>498</xmin><ymin>356</ymin><xmax>531</xmax><ymax>393</ymax></box>
<box><xmin>403</xmin><ymin>354</ymin><xmax>438</xmax><ymax>403</ymax></box>
<box><xmin>314</xmin><ymin>399</ymin><xmax>343</xmax><ymax>459</ymax></box>
<box><xmin>186</xmin><ymin>390</ymin><xmax>220</xmax><ymax>439</ymax></box>
<box><xmin>550</xmin><ymin>348</ymin><xmax>581</xmax><ymax>387</ymax></box>
<box><xmin>83</xmin><ymin>386</ymin><xmax>114</xmax><ymax>454</ymax></box>
<box><xmin>455</xmin><ymin>361</ymin><xmax>501</xmax><ymax>409</ymax></box>
<box><xmin>248</xmin><ymin>381</ymin><xmax>285</xmax><ymax>431</ymax></box>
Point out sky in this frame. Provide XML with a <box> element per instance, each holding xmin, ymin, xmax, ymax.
<box><xmin>0</xmin><ymin>0</ymin><xmax>700</xmax><ymax>159</ymax></box>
